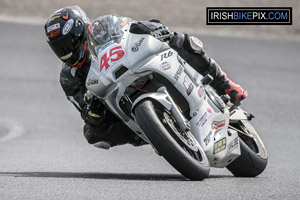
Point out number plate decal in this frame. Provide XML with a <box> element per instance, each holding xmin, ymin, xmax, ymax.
<box><xmin>100</xmin><ymin>45</ymin><xmax>125</xmax><ymax>72</ymax></box>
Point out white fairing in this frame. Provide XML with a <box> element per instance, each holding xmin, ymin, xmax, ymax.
<box><xmin>86</xmin><ymin>21</ymin><xmax>241</xmax><ymax>167</ymax></box>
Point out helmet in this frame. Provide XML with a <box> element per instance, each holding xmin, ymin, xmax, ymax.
<box><xmin>45</xmin><ymin>6</ymin><xmax>91</xmax><ymax>68</ymax></box>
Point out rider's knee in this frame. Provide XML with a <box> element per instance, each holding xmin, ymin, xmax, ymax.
<box><xmin>83</xmin><ymin>122</ymin><xmax>137</xmax><ymax>146</ymax></box>
<box><xmin>170</xmin><ymin>32</ymin><xmax>204</xmax><ymax>53</ymax></box>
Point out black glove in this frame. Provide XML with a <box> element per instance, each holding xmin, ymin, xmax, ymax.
<box><xmin>81</xmin><ymin>93</ymin><xmax>106</xmax><ymax>127</ymax></box>
<box><xmin>129</xmin><ymin>20</ymin><xmax>171</xmax><ymax>41</ymax></box>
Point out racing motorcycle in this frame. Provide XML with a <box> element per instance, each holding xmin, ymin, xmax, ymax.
<box><xmin>86</xmin><ymin>20</ymin><xmax>268</xmax><ymax>180</ymax></box>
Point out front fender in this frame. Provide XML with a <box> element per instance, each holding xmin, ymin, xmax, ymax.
<box><xmin>131</xmin><ymin>92</ymin><xmax>172</xmax><ymax>113</ymax></box>
<box><xmin>230</xmin><ymin>107</ymin><xmax>248</xmax><ymax>123</ymax></box>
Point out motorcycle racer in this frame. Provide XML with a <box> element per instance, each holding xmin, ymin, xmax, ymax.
<box><xmin>44</xmin><ymin>6</ymin><xmax>247</xmax><ymax>149</ymax></box>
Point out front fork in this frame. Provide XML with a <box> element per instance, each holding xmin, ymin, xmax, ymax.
<box><xmin>157</xmin><ymin>86</ymin><xmax>190</xmax><ymax>132</ymax></box>
<box><xmin>130</xmin><ymin>74</ymin><xmax>191</xmax><ymax>133</ymax></box>
<box><xmin>153</xmin><ymin>74</ymin><xmax>216</xmax><ymax>133</ymax></box>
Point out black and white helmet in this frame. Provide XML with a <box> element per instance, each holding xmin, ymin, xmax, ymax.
<box><xmin>45</xmin><ymin>6</ymin><xmax>92</xmax><ymax>68</ymax></box>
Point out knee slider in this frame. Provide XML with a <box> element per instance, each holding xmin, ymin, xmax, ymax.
<box><xmin>83</xmin><ymin>124</ymin><xmax>95</xmax><ymax>144</ymax></box>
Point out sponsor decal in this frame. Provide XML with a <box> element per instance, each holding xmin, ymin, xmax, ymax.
<box><xmin>100</xmin><ymin>45</ymin><xmax>125</xmax><ymax>72</ymax></box>
<box><xmin>228</xmin><ymin>137</ymin><xmax>239</xmax><ymax>152</ymax></box>
<box><xmin>87</xmin><ymin>78</ymin><xmax>99</xmax><ymax>86</ymax></box>
<box><xmin>47</xmin><ymin>23</ymin><xmax>60</xmax><ymax>33</ymax></box>
<box><xmin>60</xmin><ymin>52</ymin><xmax>73</xmax><ymax>60</ymax></box>
<box><xmin>174</xmin><ymin>65</ymin><xmax>184</xmax><ymax>81</ymax></box>
<box><xmin>49</xmin><ymin>29</ymin><xmax>60</xmax><ymax>37</ymax></box>
<box><xmin>121</xmin><ymin>18</ymin><xmax>129</xmax><ymax>27</ymax></box>
<box><xmin>211</xmin><ymin>119</ymin><xmax>226</xmax><ymax>130</ymax></box>
<box><xmin>131</xmin><ymin>38</ymin><xmax>145</xmax><ymax>52</ymax></box>
<box><xmin>198</xmin><ymin>86</ymin><xmax>204</xmax><ymax>98</ymax></box>
<box><xmin>196</xmin><ymin>108</ymin><xmax>213</xmax><ymax>127</ymax></box>
<box><xmin>204</xmin><ymin>131</ymin><xmax>212</xmax><ymax>146</ymax></box>
<box><xmin>207</xmin><ymin>108</ymin><xmax>212</xmax><ymax>114</ymax></box>
<box><xmin>160</xmin><ymin>50</ymin><xmax>173</xmax><ymax>61</ymax></box>
<box><xmin>161</xmin><ymin>61</ymin><xmax>171</xmax><ymax>70</ymax></box>
<box><xmin>62</xmin><ymin>19</ymin><xmax>74</xmax><ymax>35</ymax></box>
<box><xmin>183</xmin><ymin>76</ymin><xmax>194</xmax><ymax>95</ymax></box>
<box><xmin>213</xmin><ymin>137</ymin><xmax>226</xmax><ymax>154</ymax></box>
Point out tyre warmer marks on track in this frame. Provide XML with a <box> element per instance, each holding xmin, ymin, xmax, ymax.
<box><xmin>0</xmin><ymin>119</ymin><xmax>24</xmax><ymax>142</ymax></box>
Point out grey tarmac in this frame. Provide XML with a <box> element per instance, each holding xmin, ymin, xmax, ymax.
<box><xmin>0</xmin><ymin>21</ymin><xmax>299</xmax><ymax>200</ymax></box>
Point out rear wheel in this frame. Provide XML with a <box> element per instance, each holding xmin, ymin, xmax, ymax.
<box><xmin>227</xmin><ymin>120</ymin><xmax>268</xmax><ymax>177</ymax></box>
<box><xmin>134</xmin><ymin>100</ymin><xmax>210</xmax><ymax>180</ymax></box>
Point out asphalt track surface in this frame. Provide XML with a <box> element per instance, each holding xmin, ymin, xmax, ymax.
<box><xmin>0</xmin><ymin>22</ymin><xmax>299</xmax><ymax>200</ymax></box>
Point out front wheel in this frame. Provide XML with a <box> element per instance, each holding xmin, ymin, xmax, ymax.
<box><xmin>227</xmin><ymin>120</ymin><xmax>268</xmax><ymax>177</ymax></box>
<box><xmin>134</xmin><ymin>100</ymin><xmax>210</xmax><ymax>180</ymax></box>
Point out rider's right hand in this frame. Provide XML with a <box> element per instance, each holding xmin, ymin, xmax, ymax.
<box><xmin>81</xmin><ymin>93</ymin><xmax>105</xmax><ymax>127</ymax></box>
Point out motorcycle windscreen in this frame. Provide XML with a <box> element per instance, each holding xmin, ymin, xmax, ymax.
<box><xmin>89</xmin><ymin>15</ymin><xmax>131</xmax><ymax>52</ymax></box>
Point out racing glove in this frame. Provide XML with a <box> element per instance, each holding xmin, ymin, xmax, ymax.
<box><xmin>81</xmin><ymin>92</ymin><xmax>106</xmax><ymax>127</ymax></box>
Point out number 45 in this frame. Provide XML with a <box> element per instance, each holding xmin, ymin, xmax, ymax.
<box><xmin>100</xmin><ymin>45</ymin><xmax>125</xmax><ymax>72</ymax></box>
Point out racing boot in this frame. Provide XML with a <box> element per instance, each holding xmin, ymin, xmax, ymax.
<box><xmin>205</xmin><ymin>59</ymin><xmax>247</xmax><ymax>106</ymax></box>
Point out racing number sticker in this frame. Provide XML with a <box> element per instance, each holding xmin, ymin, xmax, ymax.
<box><xmin>100</xmin><ymin>45</ymin><xmax>125</xmax><ymax>72</ymax></box>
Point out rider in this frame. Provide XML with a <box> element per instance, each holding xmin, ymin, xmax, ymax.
<box><xmin>44</xmin><ymin>6</ymin><xmax>247</xmax><ymax>149</ymax></box>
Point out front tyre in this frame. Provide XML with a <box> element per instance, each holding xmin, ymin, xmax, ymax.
<box><xmin>134</xmin><ymin>100</ymin><xmax>210</xmax><ymax>180</ymax></box>
<box><xmin>227</xmin><ymin>120</ymin><xmax>268</xmax><ymax>177</ymax></box>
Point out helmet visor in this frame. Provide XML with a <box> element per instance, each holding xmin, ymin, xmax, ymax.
<box><xmin>49</xmin><ymin>24</ymin><xmax>85</xmax><ymax>65</ymax></box>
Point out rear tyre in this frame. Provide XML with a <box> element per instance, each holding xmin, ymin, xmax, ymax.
<box><xmin>227</xmin><ymin>120</ymin><xmax>268</xmax><ymax>177</ymax></box>
<box><xmin>134</xmin><ymin>100</ymin><xmax>210</xmax><ymax>180</ymax></box>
